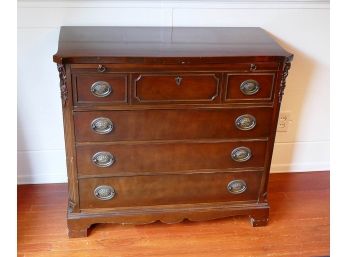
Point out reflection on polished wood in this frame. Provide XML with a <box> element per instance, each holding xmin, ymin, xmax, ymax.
<box><xmin>18</xmin><ymin>171</ymin><xmax>329</xmax><ymax>257</ymax></box>
<box><xmin>54</xmin><ymin>27</ymin><xmax>291</xmax><ymax>62</ymax></box>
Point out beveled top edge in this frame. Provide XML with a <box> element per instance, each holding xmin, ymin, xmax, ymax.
<box><xmin>53</xmin><ymin>26</ymin><xmax>293</xmax><ymax>64</ymax></box>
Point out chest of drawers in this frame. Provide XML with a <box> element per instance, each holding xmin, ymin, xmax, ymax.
<box><xmin>53</xmin><ymin>26</ymin><xmax>293</xmax><ymax>237</ymax></box>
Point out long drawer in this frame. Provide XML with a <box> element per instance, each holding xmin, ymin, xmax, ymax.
<box><xmin>79</xmin><ymin>170</ymin><xmax>263</xmax><ymax>209</ymax></box>
<box><xmin>76</xmin><ymin>140</ymin><xmax>267</xmax><ymax>176</ymax></box>
<box><xmin>74</xmin><ymin>108</ymin><xmax>273</xmax><ymax>142</ymax></box>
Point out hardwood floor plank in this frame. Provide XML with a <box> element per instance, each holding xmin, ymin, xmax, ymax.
<box><xmin>17</xmin><ymin>171</ymin><xmax>330</xmax><ymax>257</ymax></box>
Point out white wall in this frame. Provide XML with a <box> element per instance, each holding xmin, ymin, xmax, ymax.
<box><xmin>17</xmin><ymin>0</ymin><xmax>330</xmax><ymax>184</ymax></box>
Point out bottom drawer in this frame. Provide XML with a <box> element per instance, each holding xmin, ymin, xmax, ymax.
<box><xmin>79</xmin><ymin>171</ymin><xmax>263</xmax><ymax>209</ymax></box>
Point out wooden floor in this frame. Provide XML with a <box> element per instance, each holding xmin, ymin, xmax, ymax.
<box><xmin>18</xmin><ymin>171</ymin><xmax>329</xmax><ymax>257</ymax></box>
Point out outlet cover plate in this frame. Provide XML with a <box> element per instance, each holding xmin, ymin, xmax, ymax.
<box><xmin>277</xmin><ymin>112</ymin><xmax>291</xmax><ymax>132</ymax></box>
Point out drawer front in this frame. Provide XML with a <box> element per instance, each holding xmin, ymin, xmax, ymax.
<box><xmin>224</xmin><ymin>73</ymin><xmax>275</xmax><ymax>102</ymax></box>
<box><xmin>79</xmin><ymin>171</ymin><xmax>263</xmax><ymax>208</ymax></box>
<box><xmin>76</xmin><ymin>141</ymin><xmax>267</xmax><ymax>176</ymax></box>
<box><xmin>73</xmin><ymin>74</ymin><xmax>128</xmax><ymax>105</ymax></box>
<box><xmin>74</xmin><ymin>108</ymin><xmax>273</xmax><ymax>142</ymax></box>
<box><xmin>132</xmin><ymin>73</ymin><xmax>220</xmax><ymax>104</ymax></box>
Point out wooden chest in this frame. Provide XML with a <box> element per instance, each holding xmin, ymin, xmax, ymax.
<box><xmin>53</xmin><ymin>26</ymin><xmax>293</xmax><ymax>238</ymax></box>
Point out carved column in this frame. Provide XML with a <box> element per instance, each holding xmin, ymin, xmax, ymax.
<box><xmin>279</xmin><ymin>57</ymin><xmax>292</xmax><ymax>103</ymax></box>
<box><xmin>57</xmin><ymin>64</ymin><xmax>68</xmax><ymax>106</ymax></box>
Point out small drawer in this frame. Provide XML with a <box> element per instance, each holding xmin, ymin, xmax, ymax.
<box><xmin>76</xmin><ymin>140</ymin><xmax>267</xmax><ymax>177</ymax></box>
<box><xmin>79</xmin><ymin>171</ymin><xmax>263</xmax><ymax>208</ymax></box>
<box><xmin>73</xmin><ymin>108</ymin><xmax>273</xmax><ymax>142</ymax></box>
<box><xmin>73</xmin><ymin>74</ymin><xmax>128</xmax><ymax>105</ymax></box>
<box><xmin>132</xmin><ymin>73</ymin><xmax>220</xmax><ymax>104</ymax></box>
<box><xmin>224</xmin><ymin>73</ymin><xmax>276</xmax><ymax>102</ymax></box>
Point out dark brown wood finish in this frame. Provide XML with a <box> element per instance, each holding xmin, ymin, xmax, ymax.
<box><xmin>53</xmin><ymin>27</ymin><xmax>291</xmax><ymax>63</ymax></box>
<box><xmin>73</xmin><ymin>73</ymin><xmax>128</xmax><ymax>105</ymax></box>
<box><xmin>57</xmin><ymin>64</ymin><xmax>80</xmax><ymax>213</ymax></box>
<box><xmin>73</xmin><ymin>108</ymin><xmax>273</xmax><ymax>142</ymax></box>
<box><xmin>76</xmin><ymin>140</ymin><xmax>268</xmax><ymax>176</ymax></box>
<box><xmin>132</xmin><ymin>73</ymin><xmax>220</xmax><ymax>104</ymax></box>
<box><xmin>53</xmin><ymin>26</ymin><xmax>293</xmax><ymax>237</ymax></box>
<box><xmin>224</xmin><ymin>73</ymin><xmax>275</xmax><ymax>102</ymax></box>
<box><xmin>79</xmin><ymin>171</ymin><xmax>263</xmax><ymax>208</ymax></box>
<box><xmin>71</xmin><ymin>62</ymin><xmax>281</xmax><ymax>72</ymax></box>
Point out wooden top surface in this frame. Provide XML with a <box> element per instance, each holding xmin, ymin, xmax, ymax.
<box><xmin>53</xmin><ymin>26</ymin><xmax>292</xmax><ymax>64</ymax></box>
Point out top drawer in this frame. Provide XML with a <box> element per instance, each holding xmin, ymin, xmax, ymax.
<box><xmin>224</xmin><ymin>73</ymin><xmax>276</xmax><ymax>103</ymax></box>
<box><xmin>72</xmin><ymin>74</ymin><xmax>128</xmax><ymax>105</ymax></box>
<box><xmin>132</xmin><ymin>73</ymin><xmax>220</xmax><ymax>104</ymax></box>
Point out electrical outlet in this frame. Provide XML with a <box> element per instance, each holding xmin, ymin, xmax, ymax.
<box><xmin>277</xmin><ymin>112</ymin><xmax>291</xmax><ymax>132</ymax></box>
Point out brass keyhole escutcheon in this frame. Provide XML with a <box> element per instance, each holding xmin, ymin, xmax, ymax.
<box><xmin>175</xmin><ymin>76</ymin><xmax>183</xmax><ymax>86</ymax></box>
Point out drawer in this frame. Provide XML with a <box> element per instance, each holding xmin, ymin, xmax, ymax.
<box><xmin>74</xmin><ymin>108</ymin><xmax>273</xmax><ymax>142</ymax></box>
<box><xmin>72</xmin><ymin>74</ymin><xmax>128</xmax><ymax>105</ymax></box>
<box><xmin>76</xmin><ymin>140</ymin><xmax>267</xmax><ymax>176</ymax></box>
<box><xmin>224</xmin><ymin>73</ymin><xmax>276</xmax><ymax>102</ymax></box>
<box><xmin>132</xmin><ymin>73</ymin><xmax>220</xmax><ymax>104</ymax></box>
<box><xmin>79</xmin><ymin>171</ymin><xmax>263</xmax><ymax>209</ymax></box>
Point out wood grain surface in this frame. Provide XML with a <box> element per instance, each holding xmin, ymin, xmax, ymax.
<box><xmin>53</xmin><ymin>27</ymin><xmax>292</xmax><ymax>64</ymax></box>
<box><xmin>75</xmin><ymin>140</ymin><xmax>268</xmax><ymax>176</ymax></box>
<box><xmin>73</xmin><ymin>108</ymin><xmax>273</xmax><ymax>142</ymax></box>
<box><xmin>78</xmin><ymin>171</ymin><xmax>262</xmax><ymax>208</ymax></box>
<box><xmin>18</xmin><ymin>171</ymin><xmax>329</xmax><ymax>257</ymax></box>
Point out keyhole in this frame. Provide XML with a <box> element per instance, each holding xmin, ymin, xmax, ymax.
<box><xmin>250</xmin><ymin>64</ymin><xmax>257</xmax><ymax>71</ymax></box>
<box><xmin>175</xmin><ymin>76</ymin><xmax>183</xmax><ymax>86</ymax></box>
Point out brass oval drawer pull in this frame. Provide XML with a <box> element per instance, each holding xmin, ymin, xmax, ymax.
<box><xmin>235</xmin><ymin>114</ymin><xmax>256</xmax><ymax>130</ymax></box>
<box><xmin>227</xmin><ymin>180</ymin><xmax>247</xmax><ymax>194</ymax></box>
<box><xmin>240</xmin><ymin>79</ymin><xmax>260</xmax><ymax>95</ymax></box>
<box><xmin>231</xmin><ymin>147</ymin><xmax>252</xmax><ymax>162</ymax></box>
<box><xmin>92</xmin><ymin>151</ymin><xmax>115</xmax><ymax>167</ymax></box>
<box><xmin>90</xmin><ymin>81</ymin><xmax>112</xmax><ymax>97</ymax></box>
<box><xmin>94</xmin><ymin>185</ymin><xmax>116</xmax><ymax>200</ymax></box>
<box><xmin>91</xmin><ymin>117</ymin><xmax>114</xmax><ymax>134</ymax></box>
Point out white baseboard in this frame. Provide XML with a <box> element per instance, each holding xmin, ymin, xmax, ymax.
<box><xmin>270</xmin><ymin>162</ymin><xmax>330</xmax><ymax>173</ymax></box>
<box><xmin>17</xmin><ymin>173</ymin><xmax>67</xmax><ymax>185</ymax></box>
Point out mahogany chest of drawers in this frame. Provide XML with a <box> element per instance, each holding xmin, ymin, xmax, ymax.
<box><xmin>53</xmin><ymin>26</ymin><xmax>293</xmax><ymax>238</ymax></box>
